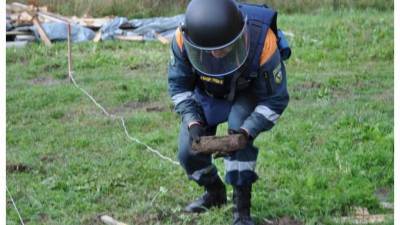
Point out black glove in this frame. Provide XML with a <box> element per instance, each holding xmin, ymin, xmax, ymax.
<box><xmin>188</xmin><ymin>124</ymin><xmax>205</xmax><ymax>144</ymax></box>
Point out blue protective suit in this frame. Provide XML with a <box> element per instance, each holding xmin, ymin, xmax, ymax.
<box><xmin>168</xmin><ymin>3</ymin><xmax>290</xmax><ymax>186</ymax></box>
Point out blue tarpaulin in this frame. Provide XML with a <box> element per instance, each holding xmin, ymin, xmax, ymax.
<box><xmin>31</xmin><ymin>22</ymin><xmax>96</xmax><ymax>42</ymax></box>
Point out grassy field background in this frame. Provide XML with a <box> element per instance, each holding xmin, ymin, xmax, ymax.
<box><xmin>6</xmin><ymin>7</ymin><xmax>394</xmax><ymax>225</ymax></box>
<box><xmin>7</xmin><ymin>0</ymin><xmax>394</xmax><ymax>17</ymax></box>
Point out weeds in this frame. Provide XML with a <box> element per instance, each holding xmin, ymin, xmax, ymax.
<box><xmin>6</xmin><ymin>9</ymin><xmax>393</xmax><ymax>225</ymax></box>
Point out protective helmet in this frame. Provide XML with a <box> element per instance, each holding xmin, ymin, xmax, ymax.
<box><xmin>181</xmin><ymin>0</ymin><xmax>250</xmax><ymax>77</ymax></box>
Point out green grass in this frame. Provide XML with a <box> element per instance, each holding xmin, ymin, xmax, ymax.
<box><xmin>6</xmin><ymin>9</ymin><xmax>393</xmax><ymax>225</ymax></box>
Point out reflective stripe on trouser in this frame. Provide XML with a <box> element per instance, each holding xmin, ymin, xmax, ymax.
<box><xmin>225</xmin><ymin>93</ymin><xmax>259</xmax><ymax>186</ymax></box>
<box><xmin>177</xmin><ymin>121</ymin><xmax>219</xmax><ymax>186</ymax></box>
<box><xmin>223</xmin><ymin>145</ymin><xmax>259</xmax><ymax>186</ymax></box>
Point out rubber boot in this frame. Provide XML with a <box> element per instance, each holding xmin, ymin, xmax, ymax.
<box><xmin>232</xmin><ymin>185</ymin><xmax>254</xmax><ymax>225</ymax></box>
<box><xmin>184</xmin><ymin>177</ymin><xmax>227</xmax><ymax>213</ymax></box>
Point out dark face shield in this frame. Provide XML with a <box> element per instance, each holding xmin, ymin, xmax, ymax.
<box><xmin>183</xmin><ymin>23</ymin><xmax>250</xmax><ymax>77</ymax></box>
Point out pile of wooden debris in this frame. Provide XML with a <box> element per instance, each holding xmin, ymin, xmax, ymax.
<box><xmin>6</xmin><ymin>2</ymin><xmax>181</xmax><ymax>48</ymax></box>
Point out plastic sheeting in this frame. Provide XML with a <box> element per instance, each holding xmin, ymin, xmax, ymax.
<box><xmin>127</xmin><ymin>14</ymin><xmax>184</xmax><ymax>40</ymax></box>
<box><xmin>99</xmin><ymin>17</ymin><xmax>128</xmax><ymax>40</ymax></box>
<box><xmin>97</xmin><ymin>14</ymin><xmax>184</xmax><ymax>41</ymax></box>
<box><xmin>6</xmin><ymin>14</ymin><xmax>13</xmax><ymax>31</ymax></box>
<box><xmin>31</xmin><ymin>22</ymin><xmax>96</xmax><ymax>42</ymax></box>
<box><xmin>21</xmin><ymin>14</ymin><xmax>184</xmax><ymax>43</ymax></box>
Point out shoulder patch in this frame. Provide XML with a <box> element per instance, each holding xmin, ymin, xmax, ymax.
<box><xmin>259</xmin><ymin>29</ymin><xmax>278</xmax><ymax>66</ymax></box>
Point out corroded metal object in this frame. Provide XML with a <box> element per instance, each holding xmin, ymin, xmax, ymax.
<box><xmin>192</xmin><ymin>134</ymin><xmax>247</xmax><ymax>154</ymax></box>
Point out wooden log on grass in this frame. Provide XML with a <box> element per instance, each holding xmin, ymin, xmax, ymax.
<box><xmin>192</xmin><ymin>134</ymin><xmax>247</xmax><ymax>154</ymax></box>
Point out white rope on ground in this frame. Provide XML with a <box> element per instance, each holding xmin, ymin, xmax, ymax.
<box><xmin>66</xmin><ymin>23</ymin><xmax>179</xmax><ymax>166</ymax></box>
<box><xmin>6</xmin><ymin>186</ymin><xmax>25</xmax><ymax>225</ymax></box>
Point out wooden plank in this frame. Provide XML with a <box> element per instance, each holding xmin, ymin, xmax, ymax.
<box><xmin>6</xmin><ymin>31</ymin><xmax>32</xmax><ymax>36</ymax></box>
<box><xmin>11</xmin><ymin>2</ymin><xmax>72</xmax><ymax>24</ymax></box>
<box><xmin>15</xmin><ymin>35</ymin><xmax>36</xmax><ymax>42</ymax></box>
<box><xmin>93</xmin><ymin>31</ymin><xmax>102</xmax><ymax>42</ymax></box>
<box><xmin>114</xmin><ymin>35</ymin><xmax>144</xmax><ymax>41</ymax></box>
<box><xmin>32</xmin><ymin>17</ymin><xmax>52</xmax><ymax>46</ymax></box>
<box><xmin>154</xmin><ymin>32</ymin><xmax>170</xmax><ymax>44</ymax></box>
<box><xmin>9</xmin><ymin>11</ymin><xmax>33</xmax><ymax>24</ymax></box>
<box><xmin>70</xmin><ymin>17</ymin><xmax>111</xmax><ymax>29</ymax></box>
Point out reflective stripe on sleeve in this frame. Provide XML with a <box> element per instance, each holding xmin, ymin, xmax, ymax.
<box><xmin>171</xmin><ymin>91</ymin><xmax>194</xmax><ymax>106</ymax></box>
<box><xmin>254</xmin><ymin>105</ymin><xmax>280</xmax><ymax>124</ymax></box>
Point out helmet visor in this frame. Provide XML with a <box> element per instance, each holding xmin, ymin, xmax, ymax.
<box><xmin>183</xmin><ymin>23</ymin><xmax>250</xmax><ymax>77</ymax></box>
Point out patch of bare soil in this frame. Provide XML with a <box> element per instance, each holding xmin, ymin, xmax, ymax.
<box><xmin>59</xmin><ymin>107</ymin><xmax>104</xmax><ymax>122</ymax></box>
<box><xmin>38</xmin><ymin>213</ymin><xmax>49</xmax><ymax>223</ymax></box>
<box><xmin>293</xmin><ymin>81</ymin><xmax>322</xmax><ymax>91</ymax></box>
<box><xmin>129</xmin><ymin>63</ymin><xmax>152</xmax><ymax>71</ymax></box>
<box><xmin>40</xmin><ymin>154</ymin><xmax>58</xmax><ymax>163</ymax></box>
<box><xmin>262</xmin><ymin>216</ymin><xmax>304</xmax><ymax>225</ymax></box>
<box><xmin>7</xmin><ymin>163</ymin><xmax>32</xmax><ymax>173</ymax></box>
<box><xmin>43</xmin><ymin>63</ymin><xmax>61</xmax><ymax>72</ymax></box>
<box><xmin>30</xmin><ymin>76</ymin><xmax>65</xmax><ymax>86</ymax></box>
<box><xmin>132</xmin><ymin>210</ymin><xmax>184</xmax><ymax>225</ymax></box>
<box><xmin>111</xmin><ymin>101</ymin><xmax>168</xmax><ymax>114</ymax></box>
<box><xmin>81</xmin><ymin>214</ymin><xmax>107</xmax><ymax>225</ymax></box>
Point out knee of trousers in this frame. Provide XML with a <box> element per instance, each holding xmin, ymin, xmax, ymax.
<box><xmin>176</xmin><ymin>120</ymin><xmax>221</xmax><ymax>186</ymax></box>
<box><xmin>177</xmin><ymin>139</ymin><xmax>218</xmax><ymax>186</ymax></box>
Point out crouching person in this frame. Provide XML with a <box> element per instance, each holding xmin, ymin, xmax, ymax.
<box><xmin>168</xmin><ymin>0</ymin><xmax>291</xmax><ymax>224</ymax></box>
